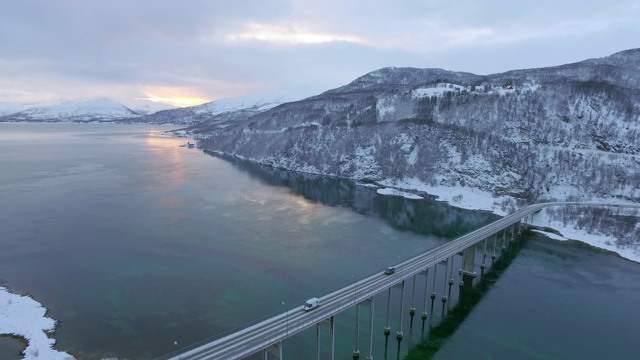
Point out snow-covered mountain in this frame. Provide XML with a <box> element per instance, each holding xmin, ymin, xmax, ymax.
<box><xmin>195</xmin><ymin>48</ymin><xmax>640</xmax><ymax>204</ymax></box>
<box><xmin>134</xmin><ymin>92</ymin><xmax>300</xmax><ymax>125</ymax></box>
<box><xmin>0</xmin><ymin>97</ymin><xmax>142</xmax><ymax>122</ymax></box>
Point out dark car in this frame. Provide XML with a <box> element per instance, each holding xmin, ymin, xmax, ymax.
<box><xmin>384</xmin><ymin>266</ymin><xmax>396</xmax><ymax>275</ymax></box>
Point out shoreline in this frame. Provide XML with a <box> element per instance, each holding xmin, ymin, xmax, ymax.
<box><xmin>0</xmin><ymin>286</ymin><xmax>75</xmax><ymax>360</ymax></box>
<box><xmin>376</xmin><ymin>178</ymin><xmax>640</xmax><ymax>263</ymax></box>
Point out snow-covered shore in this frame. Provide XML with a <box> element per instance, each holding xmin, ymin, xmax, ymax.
<box><xmin>0</xmin><ymin>286</ymin><xmax>74</xmax><ymax>360</ymax></box>
<box><xmin>377</xmin><ymin>177</ymin><xmax>640</xmax><ymax>263</ymax></box>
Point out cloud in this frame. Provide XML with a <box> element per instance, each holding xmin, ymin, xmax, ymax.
<box><xmin>226</xmin><ymin>22</ymin><xmax>365</xmax><ymax>45</ymax></box>
<box><xmin>0</xmin><ymin>0</ymin><xmax>639</xmax><ymax>105</ymax></box>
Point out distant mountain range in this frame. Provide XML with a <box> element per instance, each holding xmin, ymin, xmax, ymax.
<box><xmin>0</xmin><ymin>92</ymin><xmax>298</xmax><ymax>123</ymax></box>
<box><xmin>0</xmin><ymin>98</ymin><xmax>143</xmax><ymax>122</ymax></box>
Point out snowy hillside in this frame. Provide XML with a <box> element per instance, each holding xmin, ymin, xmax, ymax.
<box><xmin>0</xmin><ymin>97</ymin><xmax>142</xmax><ymax>122</ymax></box>
<box><xmin>195</xmin><ymin>48</ymin><xmax>640</xmax><ymax>255</ymax></box>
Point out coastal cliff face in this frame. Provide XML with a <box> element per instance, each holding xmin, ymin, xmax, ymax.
<box><xmin>193</xmin><ymin>49</ymin><xmax>640</xmax><ymax>209</ymax></box>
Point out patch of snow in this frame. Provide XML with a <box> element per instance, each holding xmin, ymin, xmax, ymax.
<box><xmin>412</xmin><ymin>83</ymin><xmax>464</xmax><ymax>99</ymax></box>
<box><xmin>379</xmin><ymin>177</ymin><xmax>507</xmax><ymax>213</ymax></box>
<box><xmin>355</xmin><ymin>182</ymin><xmax>379</xmax><ymax>188</ymax></box>
<box><xmin>377</xmin><ymin>187</ymin><xmax>424</xmax><ymax>200</ymax></box>
<box><xmin>376</xmin><ymin>97</ymin><xmax>396</xmax><ymax>119</ymax></box>
<box><xmin>407</xmin><ymin>145</ymin><xmax>418</xmax><ymax>165</ymax></box>
<box><xmin>0</xmin><ymin>286</ymin><xmax>74</xmax><ymax>360</ymax></box>
<box><xmin>531</xmin><ymin>229</ymin><xmax>567</xmax><ymax>241</ymax></box>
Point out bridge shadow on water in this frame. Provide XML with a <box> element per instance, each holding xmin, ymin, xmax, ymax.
<box><xmin>403</xmin><ymin>232</ymin><xmax>530</xmax><ymax>360</ymax></box>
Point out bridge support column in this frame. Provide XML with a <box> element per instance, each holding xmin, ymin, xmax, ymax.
<box><xmin>421</xmin><ymin>268</ymin><xmax>429</xmax><ymax>335</ymax></box>
<box><xmin>511</xmin><ymin>224</ymin><xmax>516</xmax><ymax>241</ymax></box>
<box><xmin>441</xmin><ymin>258</ymin><xmax>449</xmax><ymax>315</ymax></box>
<box><xmin>353</xmin><ymin>302</ymin><xmax>360</xmax><ymax>360</ymax></box>
<box><xmin>448</xmin><ymin>256</ymin><xmax>454</xmax><ymax>297</ymax></box>
<box><xmin>480</xmin><ymin>238</ymin><xmax>488</xmax><ymax>274</ymax></box>
<box><xmin>367</xmin><ymin>298</ymin><xmax>375</xmax><ymax>360</ymax></box>
<box><xmin>316</xmin><ymin>323</ymin><xmax>320</xmax><ymax>360</ymax></box>
<box><xmin>518</xmin><ymin>218</ymin><xmax>523</xmax><ymax>234</ymax></box>
<box><xmin>460</xmin><ymin>245</ymin><xmax>477</xmax><ymax>299</ymax></box>
<box><xmin>491</xmin><ymin>233</ymin><xmax>498</xmax><ymax>264</ymax></box>
<box><xmin>329</xmin><ymin>316</ymin><xmax>335</xmax><ymax>360</ymax></box>
<box><xmin>430</xmin><ymin>264</ymin><xmax>437</xmax><ymax>314</ymax></box>
<box><xmin>409</xmin><ymin>275</ymin><xmax>416</xmax><ymax>331</ymax></box>
<box><xmin>397</xmin><ymin>280</ymin><xmax>405</xmax><ymax>342</ymax></box>
<box><xmin>384</xmin><ymin>288</ymin><xmax>391</xmax><ymax>337</ymax></box>
<box><xmin>317</xmin><ymin>316</ymin><xmax>335</xmax><ymax>360</ymax></box>
<box><xmin>264</xmin><ymin>342</ymin><xmax>283</xmax><ymax>360</ymax></box>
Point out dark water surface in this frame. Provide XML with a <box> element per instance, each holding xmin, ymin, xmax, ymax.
<box><xmin>1</xmin><ymin>123</ymin><xmax>638</xmax><ymax>360</ymax></box>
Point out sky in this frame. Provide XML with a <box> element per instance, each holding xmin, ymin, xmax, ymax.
<box><xmin>1</xmin><ymin>0</ymin><xmax>639</xmax><ymax>108</ymax></box>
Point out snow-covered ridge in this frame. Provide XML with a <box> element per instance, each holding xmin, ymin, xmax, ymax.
<box><xmin>1</xmin><ymin>97</ymin><xmax>141</xmax><ymax>122</ymax></box>
<box><xmin>192</xmin><ymin>96</ymin><xmax>283</xmax><ymax>116</ymax></box>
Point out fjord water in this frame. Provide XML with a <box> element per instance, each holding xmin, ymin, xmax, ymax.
<box><xmin>0</xmin><ymin>123</ymin><xmax>638</xmax><ymax>359</ymax></box>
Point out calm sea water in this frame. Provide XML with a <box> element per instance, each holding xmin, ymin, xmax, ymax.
<box><xmin>0</xmin><ymin>123</ymin><xmax>638</xmax><ymax>359</ymax></box>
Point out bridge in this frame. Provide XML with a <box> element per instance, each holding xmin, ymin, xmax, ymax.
<box><xmin>159</xmin><ymin>202</ymin><xmax>639</xmax><ymax>360</ymax></box>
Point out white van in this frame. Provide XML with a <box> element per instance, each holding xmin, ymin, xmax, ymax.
<box><xmin>302</xmin><ymin>297</ymin><xmax>320</xmax><ymax>311</ymax></box>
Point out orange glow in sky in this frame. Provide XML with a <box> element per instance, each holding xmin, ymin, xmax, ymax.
<box><xmin>144</xmin><ymin>95</ymin><xmax>209</xmax><ymax>108</ymax></box>
<box><xmin>143</xmin><ymin>86</ymin><xmax>210</xmax><ymax>107</ymax></box>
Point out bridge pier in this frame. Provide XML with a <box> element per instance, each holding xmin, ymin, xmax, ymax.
<box><xmin>480</xmin><ymin>238</ymin><xmax>488</xmax><ymax>274</ymax></box>
<box><xmin>263</xmin><ymin>342</ymin><xmax>282</xmax><ymax>360</ymax></box>
<box><xmin>460</xmin><ymin>245</ymin><xmax>477</xmax><ymax>299</ymax></box>
<box><xmin>315</xmin><ymin>316</ymin><xmax>335</xmax><ymax>360</ymax></box>
<box><xmin>441</xmin><ymin>258</ymin><xmax>450</xmax><ymax>316</ymax></box>
<box><xmin>409</xmin><ymin>275</ymin><xmax>417</xmax><ymax>332</ymax></box>
<box><xmin>421</xmin><ymin>268</ymin><xmax>429</xmax><ymax>335</ymax></box>
<box><xmin>448</xmin><ymin>256</ymin><xmax>454</xmax><ymax>298</ymax></box>
<box><xmin>353</xmin><ymin>302</ymin><xmax>360</xmax><ymax>360</ymax></box>
<box><xmin>431</xmin><ymin>263</ymin><xmax>437</xmax><ymax>300</ymax></box>
<box><xmin>491</xmin><ymin>233</ymin><xmax>498</xmax><ymax>264</ymax></box>
<box><xmin>365</xmin><ymin>298</ymin><xmax>374</xmax><ymax>360</ymax></box>
<box><xmin>397</xmin><ymin>280</ymin><xmax>405</xmax><ymax>342</ymax></box>
<box><xmin>384</xmin><ymin>288</ymin><xmax>391</xmax><ymax>337</ymax></box>
<box><xmin>316</xmin><ymin>323</ymin><xmax>320</xmax><ymax>360</ymax></box>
